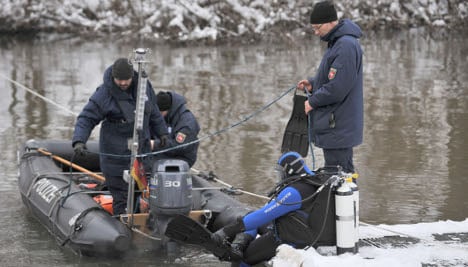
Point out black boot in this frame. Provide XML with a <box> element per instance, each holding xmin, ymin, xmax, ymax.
<box><xmin>211</xmin><ymin>227</ymin><xmax>230</xmax><ymax>247</ymax></box>
<box><xmin>211</xmin><ymin>228</ymin><xmax>246</xmax><ymax>261</ymax></box>
<box><xmin>231</xmin><ymin>232</ymin><xmax>254</xmax><ymax>258</ymax></box>
<box><xmin>211</xmin><ymin>218</ymin><xmax>245</xmax><ymax>246</ymax></box>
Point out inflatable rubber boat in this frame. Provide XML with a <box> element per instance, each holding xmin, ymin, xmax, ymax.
<box><xmin>18</xmin><ymin>139</ymin><xmax>252</xmax><ymax>257</ymax></box>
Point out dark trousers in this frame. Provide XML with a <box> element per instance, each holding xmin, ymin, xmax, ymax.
<box><xmin>242</xmin><ymin>231</ymin><xmax>281</xmax><ymax>265</ymax></box>
<box><xmin>323</xmin><ymin>147</ymin><xmax>355</xmax><ymax>173</ymax></box>
<box><xmin>105</xmin><ymin>175</ymin><xmax>128</xmax><ymax>216</ymax></box>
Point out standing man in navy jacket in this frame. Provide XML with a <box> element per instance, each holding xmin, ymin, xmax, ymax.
<box><xmin>153</xmin><ymin>91</ymin><xmax>200</xmax><ymax>167</ymax></box>
<box><xmin>72</xmin><ymin>58</ymin><xmax>169</xmax><ymax>216</ymax></box>
<box><xmin>297</xmin><ymin>1</ymin><xmax>364</xmax><ymax>174</ymax></box>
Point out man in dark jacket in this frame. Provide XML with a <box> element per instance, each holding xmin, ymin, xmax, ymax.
<box><xmin>297</xmin><ymin>1</ymin><xmax>364</xmax><ymax>174</ymax></box>
<box><xmin>72</xmin><ymin>58</ymin><xmax>169</xmax><ymax>216</ymax></box>
<box><xmin>153</xmin><ymin>91</ymin><xmax>200</xmax><ymax>167</ymax></box>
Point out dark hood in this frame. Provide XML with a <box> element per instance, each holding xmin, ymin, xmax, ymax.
<box><xmin>166</xmin><ymin>91</ymin><xmax>187</xmax><ymax>122</ymax></box>
<box><xmin>322</xmin><ymin>19</ymin><xmax>362</xmax><ymax>44</ymax></box>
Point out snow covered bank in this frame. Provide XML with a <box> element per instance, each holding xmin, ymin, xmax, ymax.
<box><xmin>271</xmin><ymin>219</ymin><xmax>468</xmax><ymax>267</ymax></box>
<box><xmin>0</xmin><ymin>0</ymin><xmax>467</xmax><ymax>43</ymax></box>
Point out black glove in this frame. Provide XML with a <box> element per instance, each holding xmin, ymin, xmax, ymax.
<box><xmin>73</xmin><ymin>142</ymin><xmax>88</xmax><ymax>157</ymax></box>
<box><xmin>159</xmin><ymin>135</ymin><xmax>170</xmax><ymax>148</ymax></box>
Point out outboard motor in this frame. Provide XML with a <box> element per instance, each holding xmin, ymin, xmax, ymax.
<box><xmin>149</xmin><ymin>159</ymin><xmax>192</xmax><ymax>216</ymax></box>
<box><xmin>148</xmin><ymin>159</ymin><xmax>192</xmax><ymax>255</ymax></box>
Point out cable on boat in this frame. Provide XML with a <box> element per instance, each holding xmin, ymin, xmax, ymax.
<box><xmin>60</xmin><ymin>206</ymin><xmax>103</xmax><ymax>246</ymax></box>
<box><xmin>269</xmin><ymin>175</ymin><xmax>338</xmax><ymax>206</ymax></box>
<box><xmin>192</xmin><ymin>168</ymin><xmax>270</xmax><ymax>200</ymax></box>
<box><xmin>131</xmin><ymin>227</ymin><xmax>162</xmax><ymax>241</ymax></box>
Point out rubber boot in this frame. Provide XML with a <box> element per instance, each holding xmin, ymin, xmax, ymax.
<box><xmin>231</xmin><ymin>232</ymin><xmax>254</xmax><ymax>258</ymax></box>
<box><xmin>211</xmin><ymin>219</ymin><xmax>245</xmax><ymax>246</ymax></box>
<box><xmin>211</xmin><ymin>228</ymin><xmax>230</xmax><ymax>246</ymax></box>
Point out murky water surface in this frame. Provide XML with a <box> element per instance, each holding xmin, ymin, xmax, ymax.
<box><xmin>0</xmin><ymin>30</ymin><xmax>467</xmax><ymax>266</ymax></box>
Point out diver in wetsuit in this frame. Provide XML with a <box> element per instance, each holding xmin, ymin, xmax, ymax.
<box><xmin>212</xmin><ymin>151</ymin><xmax>325</xmax><ymax>266</ymax></box>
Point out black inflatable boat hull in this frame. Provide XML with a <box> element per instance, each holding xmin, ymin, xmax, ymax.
<box><xmin>18</xmin><ymin>139</ymin><xmax>251</xmax><ymax>257</ymax></box>
<box><xmin>18</xmin><ymin>141</ymin><xmax>132</xmax><ymax>257</ymax></box>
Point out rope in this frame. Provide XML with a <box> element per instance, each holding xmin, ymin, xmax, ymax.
<box><xmin>7</xmin><ymin>73</ymin><xmax>289</xmax><ymax>202</ymax></box>
<box><xmin>303</xmin><ymin>88</ymin><xmax>316</xmax><ymax>169</ymax></box>
<box><xmin>3</xmin><ymin>72</ymin><xmax>296</xmax><ymax>160</ymax></box>
<box><xmin>304</xmin><ymin>184</ymin><xmax>334</xmax><ymax>250</ymax></box>
<box><xmin>0</xmin><ymin>73</ymin><xmax>78</xmax><ymax>117</ymax></box>
<box><xmin>192</xmin><ymin>168</ymin><xmax>270</xmax><ymax>200</ymax></box>
<box><xmin>8</xmin><ymin>71</ymin><xmax>322</xmax><ymax>228</ymax></box>
<box><xmin>130</xmin><ymin>227</ymin><xmax>162</xmax><ymax>241</ymax></box>
<box><xmin>60</xmin><ymin>206</ymin><xmax>103</xmax><ymax>246</ymax></box>
<box><xmin>271</xmin><ymin>175</ymin><xmax>338</xmax><ymax>206</ymax></box>
<box><xmin>98</xmin><ymin>85</ymin><xmax>297</xmax><ymax>159</ymax></box>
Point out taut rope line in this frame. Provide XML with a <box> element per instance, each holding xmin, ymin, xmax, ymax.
<box><xmin>2</xmin><ymin>72</ymin><xmax>295</xmax><ymax>158</ymax></box>
<box><xmin>1</xmin><ymin>73</ymin><xmax>78</xmax><ymax>117</ymax></box>
<box><xmin>3</xmin><ymin>74</ymin><xmax>291</xmax><ymax>202</ymax></box>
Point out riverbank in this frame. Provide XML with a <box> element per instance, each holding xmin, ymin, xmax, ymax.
<box><xmin>1</xmin><ymin>0</ymin><xmax>467</xmax><ymax>45</ymax></box>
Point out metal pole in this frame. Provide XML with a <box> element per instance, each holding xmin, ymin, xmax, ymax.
<box><xmin>126</xmin><ymin>48</ymin><xmax>150</xmax><ymax>226</ymax></box>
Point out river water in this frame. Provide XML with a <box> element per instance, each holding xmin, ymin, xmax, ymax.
<box><xmin>0</xmin><ymin>30</ymin><xmax>467</xmax><ymax>266</ymax></box>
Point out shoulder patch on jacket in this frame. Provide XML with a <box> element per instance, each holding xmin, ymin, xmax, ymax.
<box><xmin>328</xmin><ymin>68</ymin><xmax>337</xmax><ymax>80</ymax></box>
<box><xmin>175</xmin><ymin>132</ymin><xmax>187</xmax><ymax>143</ymax></box>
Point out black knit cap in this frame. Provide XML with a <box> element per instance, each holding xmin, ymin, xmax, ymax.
<box><xmin>157</xmin><ymin>91</ymin><xmax>172</xmax><ymax>111</ymax></box>
<box><xmin>112</xmin><ymin>58</ymin><xmax>134</xmax><ymax>80</ymax></box>
<box><xmin>310</xmin><ymin>1</ymin><xmax>338</xmax><ymax>24</ymax></box>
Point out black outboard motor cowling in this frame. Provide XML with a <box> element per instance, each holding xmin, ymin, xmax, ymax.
<box><xmin>149</xmin><ymin>159</ymin><xmax>192</xmax><ymax>216</ymax></box>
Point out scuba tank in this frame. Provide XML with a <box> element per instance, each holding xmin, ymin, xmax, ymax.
<box><xmin>334</xmin><ymin>175</ymin><xmax>358</xmax><ymax>254</ymax></box>
<box><xmin>348</xmin><ymin>174</ymin><xmax>359</xmax><ymax>253</ymax></box>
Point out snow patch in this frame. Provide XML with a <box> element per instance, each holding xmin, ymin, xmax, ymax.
<box><xmin>271</xmin><ymin>219</ymin><xmax>468</xmax><ymax>267</ymax></box>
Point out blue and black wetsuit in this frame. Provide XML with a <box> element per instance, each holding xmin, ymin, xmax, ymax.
<box><xmin>240</xmin><ymin>180</ymin><xmax>319</xmax><ymax>265</ymax></box>
<box><xmin>211</xmin><ymin>152</ymin><xmax>331</xmax><ymax>266</ymax></box>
